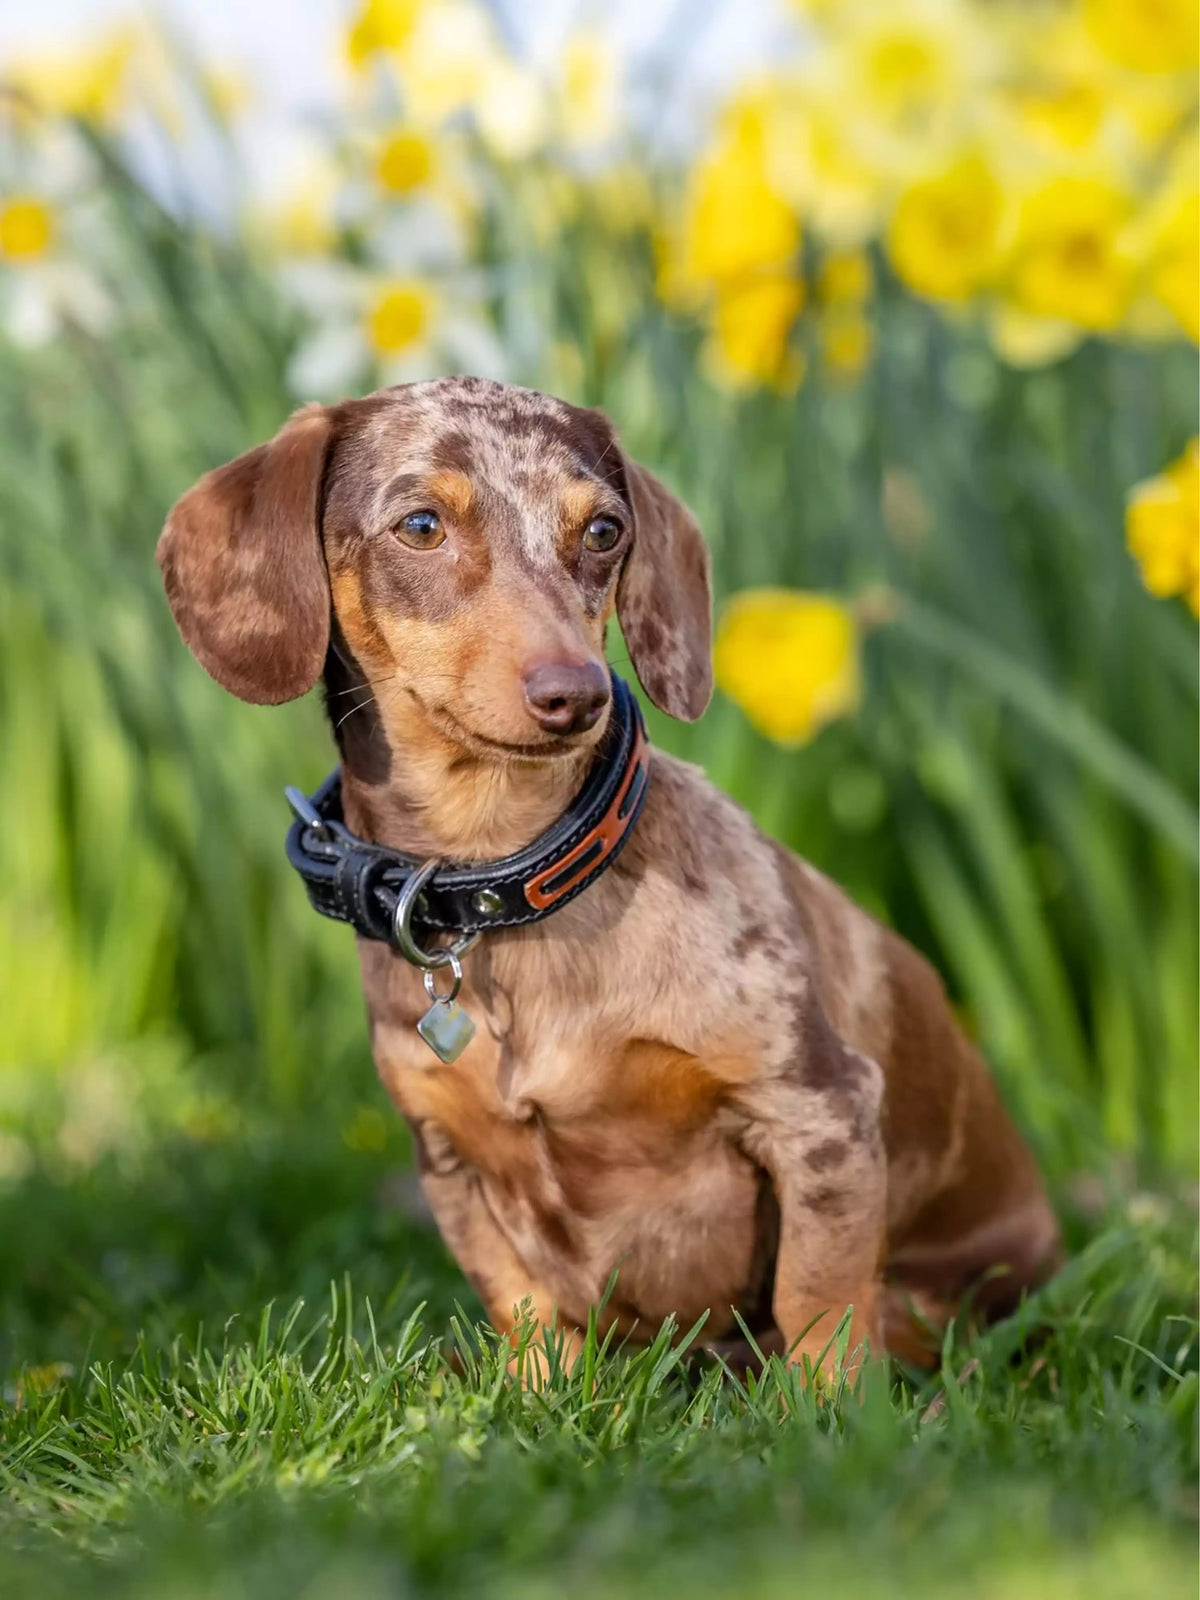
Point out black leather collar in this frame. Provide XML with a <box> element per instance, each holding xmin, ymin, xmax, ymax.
<box><xmin>284</xmin><ymin>674</ymin><xmax>650</xmax><ymax>947</ymax></box>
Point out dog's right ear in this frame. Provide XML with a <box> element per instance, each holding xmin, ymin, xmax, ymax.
<box><xmin>156</xmin><ymin>403</ymin><xmax>333</xmax><ymax>705</ymax></box>
<box><xmin>614</xmin><ymin>455</ymin><xmax>713</xmax><ymax>723</ymax></box>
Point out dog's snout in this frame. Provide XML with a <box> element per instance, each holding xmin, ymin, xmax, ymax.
<box><xmin>522</xmin><ymin>660</ymin><xmax>610</xmax><ymax>736</ymax></box>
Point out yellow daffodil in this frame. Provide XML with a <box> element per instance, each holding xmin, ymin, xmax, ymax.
<box><xmin>641</xmin><ymin>0</ymin><xmax>1199</xmax><ymax>364</ymax></box>
<box><xmin>546</xmin><ymin>339</ymin><xmax>586</xmax><ymax>397</ymax></box>
<box><xmin>823</xmin><ymin>0</ymin><xmax>996</xmax><ymax>188</ymax></box>
<box><xmin>705</xmin><ymin>275</ymin><xmax>805</xmax><ymax>392</ymax></box>
<box><xmin>271</xmin><ymin>198</ymin><xmax>336</xmax><ymax>258</ymax></box>
<box><xmin>199</xmin><ymin>65</ymin><xmax>252</xmax><ymax>124</ymax></box>
<box><xmin>1126</xmin><ymin>439</ymin><xmax>1200</xmax><ymax>615</ymax></box>
<box><xmin>1146</xmin><ymin>181</ymin><xmax>1199</xmax><ymax>342</ymax></box>
<box><xmin>559</xmin><ymin>33</ymin><xmax>619</xmax><ymax>148</ymax></box>
<box><xmin>346</xmin><ymin>0</ymin><xmax>419</xmax><ymax>71</ymax></box>
<box><xmin>0</xmin><ymin>197</ymin><xmax>56</xmax><ymax>263</ymax></box>
<box><xmin>508</xmin><ymin>165</ymin><xmax>582</xmax><ymax>248</ymax></box>
<box><xmin>1114</xmin><ymin>76</ymin><xmax>1196</xmax><ymax>157</ymax></box>
<box><xmin>11</xmin><ymin>1363</ymin><xmax>73</xmax><ymax>1402</ymax></box>
<box><xmin>1009</xmin><ymin>176</ymin><xmax>1134</xmax><ymax>331</ymax></box>
<box><xmin>821</xmin><ymin>309</ymin><xmax>874</xmax><ymax>382</ymax></box>
<box><xmin>817</xmin><ymin>248</ymin><xmax>873</xmax><ymax>307</ymax></box>
<box><xmin>859</xmin><ymin>24</ymin><xmax>953</xmax><ymax>119</ymax></box>
<box><xmin>1009</xmin><ymin>78</ymin><xmax>1108</xmax><ymax>153</ymax></box>
<box><xmin>1003</xmin><ymin>60</ymin><xmax>1188</xmax><ymax>166</ymax></box>
<box><xmin>988</xmin><ymin>302</ymin><xmax>1084</xmax><ymax>368</ymax></box>
<box><xmin>994</xmin><ymin>11</ymin><xmax>1115</xmax><ymax>155</ymax></box>
<box><xmin>5</xmin><ymin>30</ymin><xmax>133</xmax><ymax>123</ymax></box>
<box><xmin>1150</xmin><ymin>209</ymin><xmax>1199</xmax><ymax>342</ymax></box>
<box><xmin>586</xmin><ymin>166</ymin><xmax>657</xmax><ymax>237</ymax></box>
<box><xmin>758</xmin><ymin>85</ymin><xmax>885</xmax><ymax>245</ymax></box>
<box><xmin>1084</xmin><ymin>0</ymin><xmax>1198</xmax><ymax>74</ymax></box>
<box><xmin>842</xmin><ymin>0</ymin><xmax>971</xmax><ymax>141</ymax></box>
<box><xmin>376</xmin><ymin>128</ymin><xmax>436</xmax><ymax>195</ymax></box>
<box><xmin>259</xmin><ymin>150</ymin><xmax>340</xmax><ymax>257</ymax></box>
<box><xmin>888</xmin><ymin>153</ymin><xmax>1006</xmax><ymax>303</ymax></box>
<box><xmin>366</xmin><ymin>281</ymin><xmax>435</xmax><ymax>357</ymax></box>
<box><xmin>714</xmin><ymin>590</ymin><xmax>860</xmax><ymax>746</ymax></box>
<box><xmin>663</xmin><ymin>109</ymin><xmax>799</xmax><ymax>307</ymax></box>
<box><xmin>396</xmin><ymin>0</ymin><xmax>497</xmax><ymax>125</ymax></box>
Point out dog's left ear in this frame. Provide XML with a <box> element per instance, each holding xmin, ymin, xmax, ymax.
<box><xmin>613</xmin><ymin>452</ymin><xmax>713</xmax><ymax>722</ymax></box>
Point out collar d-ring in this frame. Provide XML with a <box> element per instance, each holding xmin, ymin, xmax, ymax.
<box><xmin>392</xmin><ymin>858</ymin><xmax>480</xmax><ymax>970</ymax></box>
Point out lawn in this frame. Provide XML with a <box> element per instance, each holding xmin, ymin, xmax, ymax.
<box><xmin>1</xmin><ymin>6</ymin><xmax>1198</xmax><ymax>1594</ymax></box>
<box><xmin>1</xmin><ymin>1123</ymin><xmax>1196</xmax><ymax>1599</ymax></box>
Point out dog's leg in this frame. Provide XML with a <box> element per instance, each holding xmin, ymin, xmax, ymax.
<box><xmin>736</xmin><ymin>1023</ymin><xmax>888</xmax><ymax>1384</ymax></box>
<box><xmin>768</xmin><ymin>1136</ymin><xmax>887</xmax><ymax>1382</ymax></box>
<box><xmin>418</xmin><ymin>1159</ymin><xmax>584</xmax><ymax>1383</ymax></box>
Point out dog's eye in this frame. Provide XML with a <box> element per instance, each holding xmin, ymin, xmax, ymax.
<box><xmin>583</xmin><ymin>516</ymin><xmax>623</xmax><ymax>553</ymax></box>
<box><xmin>395</xmin><ymin>510</ymin><xmax>444</xmax><ymax>550</ymax></box>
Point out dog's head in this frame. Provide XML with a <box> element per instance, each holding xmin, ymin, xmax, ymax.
<box><xmin>157</xmin><ymin>378</ymin><xmax>712</xmax><ymax>764</ymax></box>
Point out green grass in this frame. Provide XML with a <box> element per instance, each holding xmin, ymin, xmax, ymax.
<box><xmin>1</xmin><ymin>1123</ymin><xmax>1196</xmax><ymax>1599</ymax></box>
<box><xmin>0</xmin><ymin>126</ymin><xmax>1197</xmax><ymax>1596</ymax></box>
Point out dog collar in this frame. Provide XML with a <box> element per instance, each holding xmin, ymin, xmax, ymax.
<box><xmin>284</xmin><ymin>672</ymin><xmax>650</xmax><ymax>950</ymax></box>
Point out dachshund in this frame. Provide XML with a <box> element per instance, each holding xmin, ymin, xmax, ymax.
<box><xmin>158</xmin><ymin>377</ymin><xmax>1060</xmax><ymax>1378</ymax></box>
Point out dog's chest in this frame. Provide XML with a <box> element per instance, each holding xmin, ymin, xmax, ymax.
<box><xmin>373</xmin><ymin>1000</ymin><xmax>768</xmax><ymax>1336</ymax></box>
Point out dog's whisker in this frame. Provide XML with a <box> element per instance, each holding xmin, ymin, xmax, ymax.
<box><xmin>328</xmin><ymin>671</ymin><xmax>401</xmax><ymax>701</ymax></box>
<box><xmin>331</xmin><ymin>671</ymin><xmax>408</xmax><ymax>733</ymax></box>
<box><xmin>593</xmin><ymin>434</ymin><xmax>619</xmax><ymax>474</ymax></box>
<box><xmin>334</xmin><ymin>691</ymin><xmax>379</xmax><ymax>732</ymax></box>
<box><xmin>345</xmin><ymin>676</ymin><xmax>406</xmax><ymax>737</ymax></box>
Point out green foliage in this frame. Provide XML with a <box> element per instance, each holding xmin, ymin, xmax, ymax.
<box><xmin>2</xmin><ymin>140</ymin><xmax>1196</xmax><ymax>1174</ymax></box>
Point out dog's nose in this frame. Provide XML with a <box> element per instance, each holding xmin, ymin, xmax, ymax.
<box><xmin>522</xmin><ymin>660</ymin><xmax>611</xmax><ymax>736</ymax></box>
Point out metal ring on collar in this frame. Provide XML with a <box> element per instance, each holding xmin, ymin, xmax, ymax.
<box><xmin>423</xmin><ymin>956</ymin><xmax>463</xmax><ymax>1006</ymax></box>
<box><xmin>392</xmin><ymin>858</ymin><xmax>480</xmax><ymax>970</ymax></box>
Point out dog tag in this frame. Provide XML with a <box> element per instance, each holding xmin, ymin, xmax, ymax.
<box><xmin>416</xmin><ymin>997</ymin><xmax>476</xmax><ymax>1064</ymax></box>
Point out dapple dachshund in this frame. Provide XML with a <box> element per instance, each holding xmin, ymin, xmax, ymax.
<box><xmin>158</xmin><ymin>377</ymin><xmax>1060</xmax><ymax>1378</ymax></box>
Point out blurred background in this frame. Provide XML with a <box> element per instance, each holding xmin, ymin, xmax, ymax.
<box><xmin>0</xmin><ymin>0</ymin><xmax>1196</xmax><ymax>1371</ymax></box>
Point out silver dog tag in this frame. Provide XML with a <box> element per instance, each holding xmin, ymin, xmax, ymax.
<box><xmin>417</xmin><ymin>997</ymin><xmax>476</xmax><ymax>1064</ymax></box>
